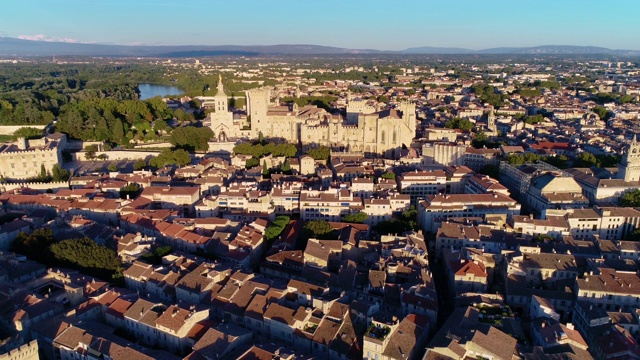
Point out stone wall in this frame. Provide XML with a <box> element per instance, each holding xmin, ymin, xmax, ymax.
<box><xmin>1</xmin><ymin>181</ymin><xmax>69</xmax><ymax>193</ymax></box>
<box><xmin>0</xmin><ymin>340</ymin><xmax>39</xmax><ymax>360</ymax></box>
<box><xmin>0</xmin><ymin>125</ymin><xmax>47</xmax><ymax>136</ymax></box>
<box><xmin>72</xmin><ymin>150</ymin><xmax>162</xmax><ymax>162</ymax></box>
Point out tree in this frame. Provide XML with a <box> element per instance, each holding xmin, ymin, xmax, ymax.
<box><xmin>170</xmin><ymin>126</ymin><xmax>213</xmax><ymax>151</ymax></box>
<box><xmin>11</xmin><ymin>228</ymin><xmax>55</xmax><ymax>265</ymax></box>
<box><xmin>120</xmin><ymin>183</ymin><xmax>142</xmax><ymax>199</ymax></box>
<box><xmin>574</xmin><ymin>152</ymin><xmax>598</xmax><ymax>168</ymax></box>
<box><xmin>50</xmin><ymin>237</ymin><xmax>122</xmax><ymax>282</ymax></box>
<box><xmin>112</xmin><ymin>118</ymin><xmax>125</xmax><ymax>144</ymax></box>
<box><xmin>620</xmin><ymin>190</ymin><xmax>640</xmax><ymax>207</ymax></box>
<box><xmin>479</xmin><ymin>165</ymin><xmax>499</xmax><ymax>179</ymax></box>
<box><xmin>543</xmin><ymin>155</ymin><xmax>569</xmax><ymax>169</ymax></box>
<box><xmin>13</xmin><ymin>127</ymin><xmax>42</xmax><ymax>140</ymax></box>
<box><xmin>262</xmin><ymin>160</ymin><xmax>270</xmax><ymax>177</ymax></box>
<box><xmin>302</xmin><ymin>220</ymin><xmax>335</xmax><ymax>240</ymax></box>
<box><xmin>627</xmin><ymin>229</ymin><xmax>640</xmax><ymax>241</ymax></box>
<box><xmin>342</xmin><ymin>212</ymin><xmax>368</xmax><ymax>223</ymax></box>
<box><xmin>245</xmin><ymin>158</ymin><xmax>259</xmax><ymax>169</ymax></box>
<box><xmin>153</xmin><ymin>119</ymin><xmax>168</xmax><ymax>133</ymax></box>
<box><xmin>258</xmin><ymin>131</ymin><xmax>265</xmax><ymax>145</ymax></box>
<box><xmin>107</xmin><ymin>163</ymin><xmax>117</xmax><ymax>172</ymax></box>
<box><xmin>97</xmin><ymin>154</ymin><xmax>108</xmax><ymax>162</ymax></box>
<box><xmin>39</xmin><ymin>164</ymin><xmax>48</xmax><ymax>180</ymax></box>
<box><xmin>149</xmin><ymin>148</ymin><xmax>191</xmax><ymax>168</ymax></box>
<box><xmin>377</xmin><ymin>95</ymin><xmax>389</xmax><ymax>103</ymax></box>
<box><xmin>140</xmin><ymin>245</ymin><xmax>173</xmax><ymax>265</ymax></box>
<box><xmin>591</xmin><ymin>105</ymin><xmax>612</xmax><ymax>121</ymax></box>
<box><xmin>85</xmin><ymin>144</ymin><xmax>98</xmax><ymax>161</ymax></box>
<box><xmin>52</xmin><ymin>164</ymin><xmax>70</xmax><ymax>182</ymax></box>
<box><xmin>306</xmin><ymin>146</ymin><xmax>330</xmax><ymax>161</ymax></box>
<box><xmin>264</xmin><ymin>216</ymin><xmax>290</xmax><ymax>241</ymax></box>
<box><xmin>381</xmin><ymin>172</ymin><xmax>396</xmax><ymax>180</ymax></box>
<box><xmin>524</xmin><ymin>114</ymin><xmax>545</xmax><ymax>124</ymax></box>
<box><xmin>444</xmin><ymin>117</ymin><xmax>474</xmax><ymax>131</ymax></box>
<box><xmin>281</xmin><ymin>158</ymin><xmax>291</xmax><ymax>173</ymax></box>
<box><xmin>134</xmin><ymin>159</ymin><xmax>147</xmax><ymax>171</ymax></box>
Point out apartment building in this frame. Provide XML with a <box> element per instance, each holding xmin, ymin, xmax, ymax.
<box><xmin>300</xmin><ymin>188</ymin><xmax>362</xmax><ymax>221</ymax></box>
<box><xmin>419</xmin><ymin>193</ymin><xmax>521</xmax><ymax>233</ymax></box>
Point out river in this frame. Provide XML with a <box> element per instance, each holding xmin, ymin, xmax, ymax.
<box><xmin>138</xmin><ymin>83</ymin><xmax>184</xmax><ymax>100</ymax></box>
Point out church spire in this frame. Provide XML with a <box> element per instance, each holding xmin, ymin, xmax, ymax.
<box><xmin>217</xmin><ymin>74</ymin><xmax>225</xmax><ymax>95</ymax></box>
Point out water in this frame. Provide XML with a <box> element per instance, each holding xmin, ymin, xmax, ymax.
<box><xmin>138</xmin><ymin>83</ymin><xmax>184</xmax><ymax>100</ymax></box>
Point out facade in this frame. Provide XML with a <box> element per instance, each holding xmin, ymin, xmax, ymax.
<box><xmin>421</xmin><ymin>142</ymin><xmax>466</xmax><ymax>167</ymax></box>
<box><xmin>0</xmin><ymin>136</ymin><xmax>64</xmax><ymax>180</ymax></box>
<box><xmin>230</xmin><ymin>86</ymin><xmax>417</xmax><ymax>157</ymax></box>
<box><xmin>418</xmin><ymin>193</ymin><xmax>521</xmax><ymax>232</ymax></box>
<box><xmin>525</xmin><ymin>172</ymin><xmax>589</xmax><ymax>217</ymax></box>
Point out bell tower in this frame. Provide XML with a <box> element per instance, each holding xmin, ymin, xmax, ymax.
<box><xmin>215</xmin><ymin>74</ymin><xmax>228</xmax><ymax>113</ymax></box>
<box><xmin>619</xmin><ymin>136</ymin><xmax>640</xmax><ymax>182</ymax></box>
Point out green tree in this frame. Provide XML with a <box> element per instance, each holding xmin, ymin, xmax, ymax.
<box><xmin>258</xmin><ymin>131</ymin><xmax>265</xmax><ymax>145</ymax></box>
<box><xmin>265</xmin><ymin>216</ymin><xmax>291</xmax><ymax>241</ymax></box>
<box><xmin>377</xmin><ymin>95</ymin><xmax>389</xmax><ymax>103</ymax></box>
<box><xmin>11</xmin><ymin>228</ymin><xmax>55</xmax><ymax>265</ymax></box>
<box><xmin>479</xmin><ymin>165</ymin><xmax>500</xmax><ymax>179</ymax></box>
<box><xmin>543</xmin><ymin>155</ymin><xmax>569</xmax><ymax>169</ymax></box>
<box><xmin>627</xmin><ymin>229</ymin><xmax>640</xmax><ymax>241</ymax></box>
<box><xmin>620</xmin><ymin>190</ymin><xmax>640</xmax><ymax>207</ymax></box>
<box><xmin>170</xmin><ymin>126</ymin><xmax>212</xmax><ymax>151</ymax></box>
<box><xmin>149</xmin><ymin>148</ymin><xmax>191</xmax><ymax>168</ymax></box>
<box><xmin>134</xmin><ymin>159</ymin><xmax>147</xmax><ymax>171</ymax></box>
<box><xmin>574</xmin><ymin>152</ymin><xmax>598</xmax><ymax>168</ymax></box>
<box><xmin>445</xmin><ymin>117</ymin><xmax>474</xmax><ymax>131</ymax></box>
<box><xmin>112</xmin><ymin>118</ymin><xmax>125</xmax><ymax>144</ymax></box>
<box><xmin>52</xmin><ymin>164</ymin><xmax>70</xmax><ymax>182</ymax></box>
<box><xmin>13</xmin><ymin>127</ymin><xmax>42</xmax><ymax>140</ymax></box>
<box><xmin>120</xmin><ymin>183</ymin><xmax>142</xmax><ymax>199</ymax></box>
<box><xmin>306</xmin><ymin>146</ymin><xmax>330</xmax><ymax>161</ymax></box>
<box><xmin>281</xmin><ymin>158</ymin><xmax>291</xmax><ymax>173</ymax></box>
<box><xmin>85</xmin><ymin>144</ymin><xmax>98</xmax><ymax>161</ymax></box>
<box><xmin>107</xmin><ymin>163</ymin><xmax>118</xmax><ymax>172</ymax></box>
<box><xmin>39</xmin><ymin>164</ymin><xmax>48</xmax><ymax>180</ymax></box>
<box><xmin>153</xmin><ymin>119</ymin><xmax>168</xmax><ymax>133</ymax></box>
<box><xmin>50</xmin><ymin>238</ymin><xmax>122</xmax><ymax>282</ymax></box>
<box><xmin>381</xmin><ymin>172</ymin><xmax>396</xmax><ymax>180</ymax></box>
<box><xmin>262</xmin><ymin>160</ymin><xmax>270</xmax><ymax>177</ymax></box>
<box><xmin>591</xmin><ymin>105</ymin><xmax>612</xmax><ymax>121</ymax></box>
<box><xmin>302</xmin><ymin>220</ymin><xmax>336</xmax><ymax>240</ymax></box>
<box><xmin>140</xmin><ymin>245</ymin><xmax>173</xmax><ymax>265</ymax></box>
<box><xmin>342</xmin><ymin>212</ymin><xmax>368</xmax><ymax>223</ymax></box>
<box><xmin>245</xmin><ymin>158</ymin><xmax>259</xmax><ymax>169</ymax></box>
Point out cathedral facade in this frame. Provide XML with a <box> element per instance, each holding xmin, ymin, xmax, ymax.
<box><xmin>209</xmin><ymin>81</ymin><xmax>416</xmax><ymax>158</ymax></box>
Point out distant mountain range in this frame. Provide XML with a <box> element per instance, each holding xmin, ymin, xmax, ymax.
<box><xmin>1</xmin><ymin>37</ymin><xmax>638</xmax><ymax>57</ymax></box>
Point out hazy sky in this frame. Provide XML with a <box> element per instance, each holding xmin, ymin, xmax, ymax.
<box><xmin>2</xmin><ymin>0</ymin><xmax>639</xmax><ymax>50</ymax></box>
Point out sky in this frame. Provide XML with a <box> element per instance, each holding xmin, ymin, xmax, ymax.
<box><xmin>1</xmin><ymin>0</ymin><xmax>639</xmax><ymax>50</ymax></box>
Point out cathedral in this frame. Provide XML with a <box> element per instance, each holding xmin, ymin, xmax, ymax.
<box><xmin>209</xmin><ymin>78</ymin><xmax>416</xmax><ymax>158</ymax></box>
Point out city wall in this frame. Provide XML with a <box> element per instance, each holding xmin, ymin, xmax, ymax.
<box><xmin>71</xmin><ymin>150</ymin><xmax>162</xmax><ymax>162</ymax></box>
<box><xmin>0</xmin><ymin>125</ymin><xmax>47</xmax><ymax>135</ymax></box>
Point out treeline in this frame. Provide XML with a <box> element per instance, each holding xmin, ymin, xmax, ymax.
<box><xmin>234</xmin><ymin>140</ymin><xmax>297</xmax><ymax>163</ymax></box>
<box><xmin>56</xmin><ymin>97</ymin><xmax>174</xmax><ymax>145</ymax></box>
<box><xmin>505</xmin><ymin>152</ymin><xmax>620</xmax><ymax>169</ymax></box>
